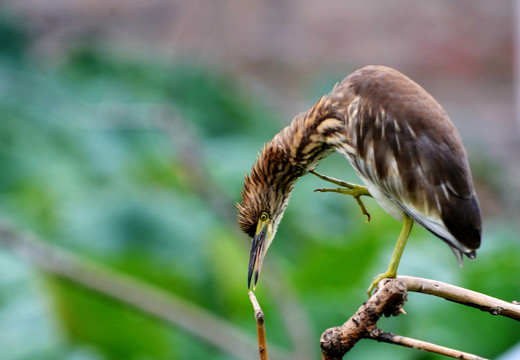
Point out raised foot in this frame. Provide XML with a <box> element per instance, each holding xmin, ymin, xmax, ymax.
<box><xmin>310</xmin><ymin>170</ymin><xmax>372</xmax><ymax>222</ymax></box>
<box><xmin>366</xmin><ymin>270</ymin><xmax>397</xmax><ymax>297</ymax></box>
<box><xmin>310</xmin><ymin>170</ymin><xmax>371</xmax><ymax>195</ymax></box>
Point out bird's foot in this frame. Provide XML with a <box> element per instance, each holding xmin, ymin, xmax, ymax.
<box><xmin>310</xmin><ymin>170</ymin><xmax>371</xmax><ymax>222</ymax></box>
<box><xmin>366</xmin><ymin>270</ymin><xmax>397</xmax><ymax>297</ymax></box>
<box><xmin>310</xmin><ymin>170</ymin><xmax>370</xmax><ymax>193</ymax></box>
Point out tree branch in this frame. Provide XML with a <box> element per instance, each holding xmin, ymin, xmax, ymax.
<box><xmin>249</xmin><ymin>291</ymin><xmax>269</xmax><ymax>360</ymax></box>
<box><xmin>368</xmin><ymin>329</ymin><xmax>487</xmax><ymax>360</ymax></box>
<box><xmin>320</xmin><ymin>278</ymin><xmax>407</xmax><ymax>360</ymax></box>
<box><xmin>397</xmin><ymin>275</ymin><xmax>520</xmax><ymax>321</ymax></box>
<box><xmin>320</xmin><ymin>276</ymin><xmax>519</xmax><ymax>359</ymax></box>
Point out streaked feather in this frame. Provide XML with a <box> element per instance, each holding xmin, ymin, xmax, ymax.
<box><xmin>238</xmin><ymin>65</ymin><xmax>482</xmax><ymax>266</ymax></box>
<box><xmin>328</xmin><ymin>65</ymin><xmax>482</xmax><ymax>258</ymax></box>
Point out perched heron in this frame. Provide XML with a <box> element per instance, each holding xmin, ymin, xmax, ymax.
<box><xmin>237</xmin><ymin>65</ymin><xmax>482</xmax><ymax>295</ymax></box>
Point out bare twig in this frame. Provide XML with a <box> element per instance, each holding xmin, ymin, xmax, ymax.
<box><xmin>249</xmin><ymin>291</ymin><xmax>269</xmax><ymax>360</ymax></box>
<box><xmin>320</xmin><ymin>276</ymin><xmax>516</xmax><ymax>359</ymax></box>
<box><xmin>0</xmin><ymin>220</ymin><xmax>290</xmax><ymax>360</ymax></box>
<box><xmin>368</xmin><ymin>329</ymin><xmax>487</xmax><ymax>360</ymax></box>
<box><xmin>320</xmin><ymin>278</ymin><xmax>407</xmax><ymax>360</ymax></box>
<box><xmin>398</xmin><ymin>275</ymin><xmax>520</xmax><ymax>321</ymax></box>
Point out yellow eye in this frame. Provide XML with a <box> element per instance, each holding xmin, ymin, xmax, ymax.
<box><xmin>259</xmin><ymin>212</ymin><xmax>269</xmax><ymax>222</ymax></box>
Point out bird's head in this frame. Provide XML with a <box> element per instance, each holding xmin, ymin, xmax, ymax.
<box><xmin>237</xmin><ymin>106</ymin><xmax>335</xmax><ymax>289</ymax></box>
<box><xmin>237</xmin><ymin>142</ymin><xmax>298</xmax><ymax>290</ymax></box>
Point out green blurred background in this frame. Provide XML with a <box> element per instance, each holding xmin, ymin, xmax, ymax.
<box><xmin>0</xmin><ymin>1</ymin><xmax>519</xmax><ymax>359</ymax></box>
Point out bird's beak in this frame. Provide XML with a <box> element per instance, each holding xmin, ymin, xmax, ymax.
<box><xmin>248</xmin><ymin>219</ymin><xmax>271</xmax><ymax>290</ymax></box>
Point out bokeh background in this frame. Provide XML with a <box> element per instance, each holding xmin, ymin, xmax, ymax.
<box><xmin>0</xmin><ymin>1</ymin><xmax>519</xmax><ymax>359</ymax></box>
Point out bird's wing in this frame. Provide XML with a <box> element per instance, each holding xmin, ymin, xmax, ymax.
<box><xmin>349</xmin><ymin>103</ymin><xmax>481</xmax><ymax>256</ymax></box>
<box><xmin>330</xmin><ymin>65</ymin><xmax>482</xmax><ymax>257</ymax></box>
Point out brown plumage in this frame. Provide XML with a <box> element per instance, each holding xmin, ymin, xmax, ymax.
<box><xmin>238</xmin><ymin>65</ymin><xmax>482</xmax><ymax>290</ymax></box>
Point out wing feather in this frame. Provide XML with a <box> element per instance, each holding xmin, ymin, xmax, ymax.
<box><xmin>331</xmin><ymin>65</ymin><xmax>482</xmax><ymax>257</ymax></box>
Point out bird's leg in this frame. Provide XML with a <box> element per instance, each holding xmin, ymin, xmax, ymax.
<box><xmin>367</xmin><ymin>213</ymin><xmax>414</xmax><ymax>297</ymax></box>
<box><xmin>310</xmin><ymin>170</ymin><xmax>372</xmax><ymax>221</ymax></box>
<box><xmin>310</xmin><ymin>170</ymin><xmax>371</xmax><ymax>193</ymax></box>
<box><xmin>314</xmin><ymin>187</ymin><xmax>371</xmax><ymax>222</ymax></box>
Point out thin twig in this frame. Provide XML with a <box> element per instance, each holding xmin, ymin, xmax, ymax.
<box><xmin>249</xmin><ymin>291</ymin><xmax>269</xmax><ymax>360</ymax></box>
<box><xmin>0</xmin><ymin>220</ymin><xmax>290</xmax><ymax>360</ymax></box>
<box><xmin>368</xmin><ymin>329</ymin><xmax>487</xmax><ymax>360</ymax></box>
<box><xmin>320</xmin><ymin>277</ymin><xmax>510</xmax><ymax>359</ymax></box>
<box><xmin>398</xmin><ymin>275</ymin><xmax>520</xmax><ymax>321</ymax></box>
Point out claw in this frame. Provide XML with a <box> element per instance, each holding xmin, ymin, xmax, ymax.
<box><xmin>313</xmin><ymin>186</ymin><xmax>371</xmax><ymax>221</ymax></box>
<box><xmin>354</xmin><ymin>196</ymin><xmax>370</xmax><ymax>222</ymax></box>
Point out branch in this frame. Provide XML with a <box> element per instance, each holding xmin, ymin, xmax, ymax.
<box><xmin>249</xmin><ymin>291</ymin><xmax>269</xmax><ymax>360</ymax></box>
<box><xmin>0</xmin><ymin>219</ymin><xmax>290</xmax><ymax>360</ymax></box>
<box><xmin>397</xmin><ymin>275</ymin><xmax>520</xmax><ymax>321</ymax></box>
<box><xmin>320</xmin><ymin>276</ymin><xmax>520</xmax><ymax>359</ymax></box>
<box><xmin>320</xmin><ymin>279</ymin><xmax>407</xmax><ymax>360</ymax></box>
<box><xmin>368</xmin><ymin>329</ymin><xmax>486</xmax><ymax>360</ymax></box>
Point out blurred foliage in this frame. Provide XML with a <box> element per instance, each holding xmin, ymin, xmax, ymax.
<box><xmin>0</xmin><ymin>15</ymin><xmax>519</xmax><ymax>360</ymax></box>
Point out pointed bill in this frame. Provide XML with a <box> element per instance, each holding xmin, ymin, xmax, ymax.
<box><xmin>247</xmin><ymin>221</ymin><xmax>269</xmax><ymax>290</ymax></box>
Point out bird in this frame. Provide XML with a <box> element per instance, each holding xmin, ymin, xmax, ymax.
<box><xmin>237</xmin><ymin>65</ymin><xmax>482</xmax><ymax>295</ymax></box>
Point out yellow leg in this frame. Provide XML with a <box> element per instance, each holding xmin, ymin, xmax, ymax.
<box><xmin>310</xmin><ymin>170</ymin><xmax>372</xmax><ymax>221</ymax></box>
<box><xmin>310</xmin><ymin>170</ymin><xmax>371</xmax><ymax>196</ymax></box>
<box><xmin>367</xmin><ymin>213</ymin><xmax>414</xmax><ymax>297</ymax></box>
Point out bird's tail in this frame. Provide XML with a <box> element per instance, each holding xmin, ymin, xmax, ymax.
<box><xmin>449</xmin><ymin>246</ymin><xmax>477</xmax><ymax>267</ymax></box>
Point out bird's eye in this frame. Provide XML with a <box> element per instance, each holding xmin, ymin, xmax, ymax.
<box><xmin>259</xmin><ymin>212</ymin><xmax>269</xmax><ymax>222</ymax></box>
